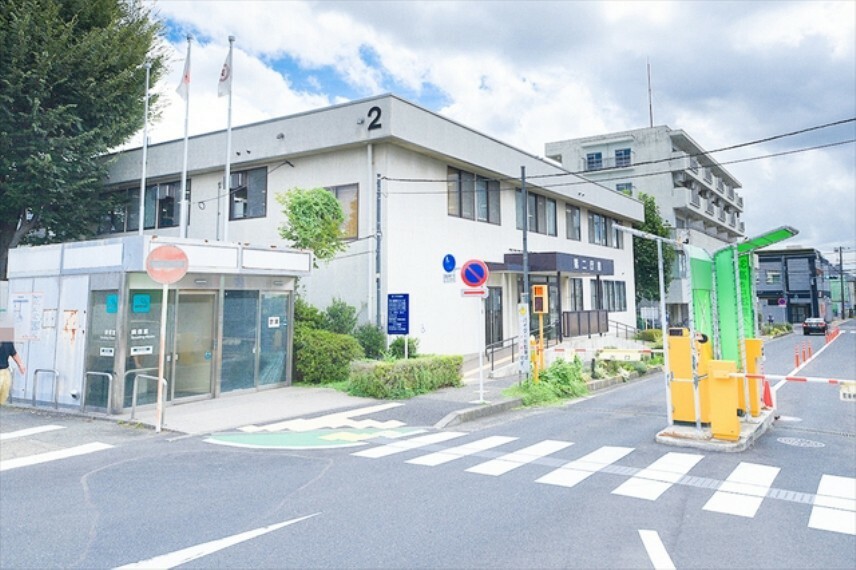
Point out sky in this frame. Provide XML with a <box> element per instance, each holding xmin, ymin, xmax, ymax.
<box><xmin>140</xmin><ymin>0</ymin><xmax>856</xmax><ymax>268</ymax></box>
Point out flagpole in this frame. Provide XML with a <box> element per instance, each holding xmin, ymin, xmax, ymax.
<box><xmin>223</xmin><ymin>35</ymin><xmax>235</xmax><ymax>242</ymax></box>
<box><xmin>179</xmin><ymin>34</ymin><xmax>192</xmax><ymax>239</ymax></box>
<box><xmin>138</xmin><ymin>62</ymin><xmax>151</xmax><ymax>236</ymax></box>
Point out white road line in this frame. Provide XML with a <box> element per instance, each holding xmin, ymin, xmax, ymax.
<box><xmin>407</xmin><ymin>436</ymin><xmax>517</xmax><ymax>467</ymax></box>
<box><xmin>638</xmin><ymin>530</ymin><xmax>676</xmax><ymax>570</ymax></box>
<box><xmin>612</xmin><ymin>452</ymin><xmax>703</xmax><ymax>501</ymax></box>
<box><xmin>351</xmin><ymin>431</ymin><xmax>466</xmax><ymax>458</ymax></box>
<box><xmin>809</xmin><ymin>474</ymin><xmax>856</xmax><ymax>535</ymax></box>
<box><xmin>115</xmin><ymin>513</ymin><xmax>319</xmax><ymax>569</ymax></box>
<box><xmin>0</xmin><ymin>425</ymin><xmax>65</xmax><ymax>441</ymax></box>
<box><xmin>0</xmin><ymin>442</ymin><xmax>114</xmax><ymax>472</ymax></box>
<box><xmin>466</xmin><ymin>440</ymin><xmax>573</xmax><ymax>476</ymax></box>
<box><xmin>536</xmin><ymin>446</ymin><xmax>634</xmax><ymax>488</ymax></box>
<box><xmin>774</xmin><ymin>336</ymin><xmax>838</xmax><ymax>392</ymax></box>
<box><xmin>240</xmin><ymin>403</ymin><xmax>404</xmax><ymax>433</ymax></box>
<box><xmin>702</xmin><ymin>462</ymin><xmax>780</xmax><ymax>518</ymax></box>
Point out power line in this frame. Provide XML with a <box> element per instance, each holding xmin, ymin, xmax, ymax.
<box><xmin>381</xmin><ymin>138</ymin><xmax>855</xmax><ymax>194</ymax></box>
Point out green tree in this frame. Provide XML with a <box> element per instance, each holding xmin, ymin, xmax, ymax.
<box><xmin>276</xmin><ymin>187</ymin><xmax>347</xmax><ymax>266</ymax></box>
<box><xmin>633</xmin><ymin>193</ymin><xmax>676</xmax><ymax>302</ymax></box>
<box><xmin>0</xmin><ymin>0</ymin><xmax>167</xmax><ymax>278</ymax></box>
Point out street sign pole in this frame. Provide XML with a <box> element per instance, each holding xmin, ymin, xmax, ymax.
<box><xmin>477</xmin><ymin>296</ymin><xmax>485</xmax><ymax>403</ymax></box>
<box><xmin>156</xmin><ymin>281</ymin><xmax>168</xmax><ymax>432</ymax></box>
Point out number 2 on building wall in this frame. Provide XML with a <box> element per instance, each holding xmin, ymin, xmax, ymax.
<box><xmin>367</xmin><ymin>106</ymin><xmax>382</xmax><ymax>130</ymax></box>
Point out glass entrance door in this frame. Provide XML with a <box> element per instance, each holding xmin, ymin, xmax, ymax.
<box><xmin>171</xmin><ymin>292</ymin><xmax>216</xmax><ymax>400</ymax></box>
<box><xmin>485</xmin><ymin>286</ymin><xmax>503</xmax><ymax>346</ymax></box>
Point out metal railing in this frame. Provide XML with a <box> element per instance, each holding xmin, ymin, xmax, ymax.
<box><xmin>485</xmin><ymin>336</ymin><xmax>518</xmax><ymax>372</ymax></box>
<box><xmin>608</xmin><ymin>320</ymin><xmax>639</xmax><ymax>340</ymax></box>
<box><xmin>82</xmin><ymin>371</ymin><xmax>114</xmax><ymax>414</ymax></box>
<box><xmin>130</xmin><ymin>373</ymin><xmax>167</xmax><ymax>421</ymax></box>
<box><xmin>32</xmin><ymin>368</ymin><xmax>60</xmax><ymax>409</ymax></box>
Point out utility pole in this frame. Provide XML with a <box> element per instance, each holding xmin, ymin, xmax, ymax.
<box><xmin>836</xmin><ymin>246</ymin><xmax>846</xmax><ymax>319</ymax></box>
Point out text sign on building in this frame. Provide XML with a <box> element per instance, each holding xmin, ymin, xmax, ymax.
<box><xmin>387</xmin><ymin>293</ymin><xmax>409</xmax><ymax>335</ymax></box>
<box><xmin>146</xmin><ymin>245</ymin><xmax>189</xmax><ymax>285</ymax></box>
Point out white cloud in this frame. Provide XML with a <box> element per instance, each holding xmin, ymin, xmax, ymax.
<box><xmin>134</xmin><ymin>0</ymin><xmax>854</xmax><ymax>254</ymax></box>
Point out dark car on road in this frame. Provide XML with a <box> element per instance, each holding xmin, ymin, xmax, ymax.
<box><xmin>802</xmin><ymin>317</ymin><xmax>828</xmax><ymax>335</ymax></box>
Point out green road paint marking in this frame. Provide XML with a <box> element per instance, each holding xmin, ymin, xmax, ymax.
<box><xmin>204</xmin><ymin>427</ymin><xmax>426</xmax><ymax>450</ymax></box>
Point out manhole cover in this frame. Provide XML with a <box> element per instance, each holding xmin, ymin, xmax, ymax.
<box><xmin>777</xmin><ymin>437</ymin><xmax>825</xmax><ymax>448</ymax></box>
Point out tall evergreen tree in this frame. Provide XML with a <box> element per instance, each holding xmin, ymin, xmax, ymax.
<box><xmin>0</xmin><ymin>0</ymin><xmax>167</xmax><ymax>278</ymax></box>
<box><xmin>633</xmin><ymin>193</ymin><xmax>676</xmax><ymax>303</ymax></box>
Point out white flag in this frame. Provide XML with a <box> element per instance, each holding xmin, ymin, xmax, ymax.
<box><xmin>176</xmin><ymin>51</ymin><xmax>190</xmax><ymax>100</ymax></box>
<box><xmin>218</xmin><ymin>44</ymin><xmax>232</xmax><ymax>98</ymax></box>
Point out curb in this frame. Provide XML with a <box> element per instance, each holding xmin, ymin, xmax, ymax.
<box><xmin>434</xmin><ymin>398</ymin><xmax>524</xmax><ymax>429</ymax></box>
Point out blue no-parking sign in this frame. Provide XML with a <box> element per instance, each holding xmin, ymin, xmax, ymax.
<box><xmin>387</xmin><ymin>293</ymin><xmax>409</xmax><ymax>335</ymax></box>
<box><xmin>460</xmin><ymin>259</ymin><xmax>489</xmax><ymax>288</ymax></box>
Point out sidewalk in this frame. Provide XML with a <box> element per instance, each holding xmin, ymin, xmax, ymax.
<box><xmin>118</xmin><ymin>370</ymin><xmax>525</xmax><ymax>436</ymax></box>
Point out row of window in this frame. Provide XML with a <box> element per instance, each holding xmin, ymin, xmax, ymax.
<box><xmin>593</xmin><ymin>279</ymin><xmax>628</xmax><ymax>312</ymax></box>
<box><xmin>447</xmin><ymin>167</ymin><xmax>501</xmax><ymax>224</ymax></box>
<box><xmin>99</xmin><ymin>167</ymin><xmax>359</xmax><ymax>240</ymax></box>
<box><xmin>586</xmin><ymin>148</ymin><xmax>632</xmax><ymax>171</ymax></box>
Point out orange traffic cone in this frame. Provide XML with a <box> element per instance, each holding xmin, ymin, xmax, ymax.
<box><xmin>762</xmin><ymin>379</ymin><xmax>774</xmax><ymax>408</ymax></box>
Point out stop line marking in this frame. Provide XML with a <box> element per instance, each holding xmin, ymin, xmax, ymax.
<box><xmin>0</xmin><ymin>442</ymin><xmax>114</xmax><ymax>472</ymax></box>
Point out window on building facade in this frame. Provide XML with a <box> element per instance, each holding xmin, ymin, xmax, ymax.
<box><xmin>566</xmin><ymin>205</ymin><xmax>581</xmax><ymax>240</ymax></box>
<box><xmin>516</xmin><ymin>189</ymin><xmax>556</xmax><ymax>235</ymax></box>
<box><xmin>615</xmin><ymin>148</ymin><xmax>631</xmax><ymax>168</ymax></box>
<box><xmin>326</xmin><ymin>183</ymin><xmax>359</xmax><ymax>239</ymax></box>
<box><xmin>97</xmin><ymin>181</ymin><xmax>190</xmax><ymax>235</ymax></box>
<box><xmin>569</xmin><ymin>278</ymin><xmax>584</xmax><ymax>311</ymax></box>
<box><xmin>615</xmin><ymin>182</ymin><xmax>633</xmax><ymax>196</ymax></box>
<box><xmin>447</xmin><ymin>167</ymin><xmax>500</xmax><ymax>224</ymax></box>
<box><xmin>587</xmin><ymin>212</ymin><xmax>623</xmax><ymax>248</ymax></box>
<box><xmin>765</xmin><ymin>270</ymin><xmax>782</xmax><ymax>285</ymax></box>
<box><xmin>586</xmin><ymin>152</ymin><xmax>603</xmax><ymax>171</ymax></box>
<box><xmin>591</xmin><ymin>279</ymin><xmax>627</xmax><ymax>312</ymax></box>
<box><xmin>230</xmin><ymin>167</ymin><xmax>267</xmax><ymax>220</ymax></box>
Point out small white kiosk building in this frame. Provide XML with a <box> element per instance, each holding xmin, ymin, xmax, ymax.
<box><xmin>6</xmin><ymin>235</ymin><xmax>310</xmax><ymax>414</ymax></box>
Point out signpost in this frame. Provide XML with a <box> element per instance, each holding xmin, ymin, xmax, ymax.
<box><xmin>387</xmin><ymin>293</ymin><xmax>410</xmax><ymax>358</ymax></box>
<box><xmin>145</xmin><ymin>245</ymin><xmax>189</xmax><ymax>432</ymax></box>
<box><xmin>460</xmin><ymin>259</ymin><xmax>489</xmax><ymax>403</ymax></box>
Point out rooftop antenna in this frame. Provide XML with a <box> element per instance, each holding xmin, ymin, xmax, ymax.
<box><xmin>647</xmin><ymin>57</ymin><xmax>654</xmax><ymax>128</ymax></box>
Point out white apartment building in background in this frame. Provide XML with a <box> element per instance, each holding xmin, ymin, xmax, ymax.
<box><xmin>545</xmin><ymin>126</ymin><xmax>746</xmax><ymax>325</ymax></box>
<box><xmin>102</xmin><ymin>95</ymin><xmax>644</xmax><ymax>358</ymax></box>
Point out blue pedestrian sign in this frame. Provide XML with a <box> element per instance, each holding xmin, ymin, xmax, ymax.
<box><xmin>442</xmin><ymin>254</ymin><xmax>456</xmax><ymax>273</ymax></box>
<box><xmin>387</xmin><ymin>293</ymin><xmax>410</xmax><ymax>335</ymax></box>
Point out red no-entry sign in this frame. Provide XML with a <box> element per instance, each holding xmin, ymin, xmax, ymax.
<box><xmin>146</xmin><ymin>245</ymin><xmax>189</xmax><ymax>284</ymax></box>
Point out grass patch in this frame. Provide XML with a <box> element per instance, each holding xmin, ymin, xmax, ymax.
<box><xmin>504</xmin><ymin>357</ymin><xmax>589</xmax><ymax>406</ymax></box>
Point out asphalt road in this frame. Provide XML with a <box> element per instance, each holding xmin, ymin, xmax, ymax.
<box><xmin>1</xmin><ymin>325</ymin><xmax>854</xmax><ymax>569</ymax></box>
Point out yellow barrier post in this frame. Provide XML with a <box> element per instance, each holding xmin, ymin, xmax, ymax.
<box><xmin>708</xmin><ymin>360</ymin><xmax>740</xmax><ymax>441</ymax></box>
<box><xmin>744</xmin><ymin>339</ymin><xmax>764</xmax><ymax>417</ymax></box>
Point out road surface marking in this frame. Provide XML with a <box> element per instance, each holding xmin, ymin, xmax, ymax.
<box><xmin>466</xmin><ymin>440</ymin><xmax>573</xmax><ymax>476</ymax></box>
<box><xmin>774</xmin><ymin>336</ymin><xmax>838</xmax><ymax>392</ymax></box>
<box><xmin>537</xmin><ymin>446</ymin><xmax>634</xmax><ymax>488</ymax></box>
<box><xmin>240</xmin><ymin>403</ymin><xmax>404</xmax><ymax>433</ymax></box>
<box><xmin>638</xmin><ymin>530</ymin><xmax>676</xmax><ymax>570</ymax></box>
<box><xmin>808</xmin><ymin>474</ymin><xmax>856</xmax><ymax>535</ymax></box>
<box><xmin>0</xmin><ymin>425</ymin><xmax>65</xmax><ymax>441</ymax></box>
<box><xmin>352</xmin><ymin>431</ymin><xmax>466</xmax><ymax>458</ymax></box>
<box><xmin>703</xmin><ymin>462</ymin><xmax>780</xmax><ymax>517</ymax></box>
<box><xmin>115</xmin><ymin>513</ymin><xmax>319</xmax><ymax>569</ymax></box>
<box><xmin>407</xmin><ymin>436</ymin><xmax>517</xmax><ymax>466</ymax></box>
<box><xmin>0</xmin><ymin>442</ymin><xmax>114</xmax><ymax>472</ymax></box>
<box><xmin>612</xmin><ymin>452</ymin><xmax>703</xmax><ymax>500</ymax></box>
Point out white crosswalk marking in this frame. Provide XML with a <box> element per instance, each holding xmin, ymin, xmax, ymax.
<box><xmin>0</xmin><ymin>442</ymin><xmax>114</xmax><ymax>472</ymax></box>
<box><xmin>612</xmin><ymin>452</ymin><xmax>703</xmax><ymax>500</ymax></box>
<box><xmin>466</xmin><ymin>440</ymin><xmax>573</xmax><ymax>476</ymax></box>
<box><xmin>808</xmin><ymin>475</ymin><xmax>856</xmax><ymax>535</ymax></box>
<box><xmin>536</xmin><ymin>446</ymin><xmax>633</xmax><ymax>488</ymax></box>
<box><xmin>0</xmin><ymin>425</ymin><xmax>65</xmax><ymax>441</ymax></box>
<box><xmin>351</xmin><ymin>431</ymin><xmax>466</xmax><ymax>458</ymax></box>
<box><xmin>703</xmin><ymin>462</ymin><xmax>780</xmax><ymax>518</ymax></box>
<box><xmin>407</xmin><ymin>436</ymin><xmax>517</xmax><ymax>467</ymax></box>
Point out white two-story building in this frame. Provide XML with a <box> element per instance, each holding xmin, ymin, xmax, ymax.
<box><xmin>103</xmin><ymin>94</ymin><xmax>644</xmax><ymax>357</ymax></box>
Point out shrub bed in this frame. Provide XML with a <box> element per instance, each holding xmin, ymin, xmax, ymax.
<box><xmin>506</xmin><ymin>357</ymin><xmax>588</xmax><ymax>406</ymax></box>
<box><xmin>347</xmin><ymin>355</ymin><xmax>462</xmax><ymax>399</ymax></box>
<box><xmin>293</xmin><ymin>326</ymin><xmax>364</xmax><ymax>384</ymax></box>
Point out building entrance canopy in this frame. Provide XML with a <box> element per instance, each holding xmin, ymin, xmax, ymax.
<box><xmin>490</xmin><ymin>252</ymin><xmax>614</xmax><ymax>276</ymax></box>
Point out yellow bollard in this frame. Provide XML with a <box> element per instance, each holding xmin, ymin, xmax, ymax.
<box><xmin>744</xmin><ymin>339</ymin><xmax>764</xmax><ymax>417</ymax></box>
<box><xmin>708</xmin><ymin>360</ymin><xmax>740</xmax><ymax>442</ymax></box>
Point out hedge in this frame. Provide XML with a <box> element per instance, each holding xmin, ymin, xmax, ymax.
<box><xmin>347</xmin><ymin>355</ymin><xmax>463</xmax><ymax>399</ymax></box>
<box><xmin>293</xmin><ymin>325</ymin><xmax>364</xmax><ymax>384</ymax></box>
